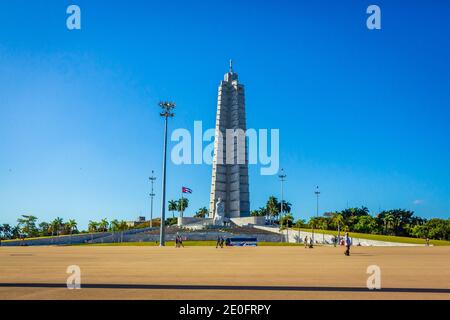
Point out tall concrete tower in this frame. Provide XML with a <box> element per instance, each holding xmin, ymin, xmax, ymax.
<box><xmin>209</xmin><ymin>61</ymin><xmax>250</xmax><ymax>218</ymax></box>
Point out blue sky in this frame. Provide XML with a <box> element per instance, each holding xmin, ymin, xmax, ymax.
<box><xmin>1</xmin><ymin>0</ymin><xmax>449</xmax><ymax>229</ymax></box>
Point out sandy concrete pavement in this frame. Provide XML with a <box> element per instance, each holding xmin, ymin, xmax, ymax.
<box><xmin>0</xmin><ymin>246</ymin><xmax>449</xmax><ymax>300</ymax></box>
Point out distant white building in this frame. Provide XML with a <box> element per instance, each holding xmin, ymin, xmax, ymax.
<box><xmin>126</xmin><ymin>216</ymin><xmax>147</xmax><ymax>228</ymax></box>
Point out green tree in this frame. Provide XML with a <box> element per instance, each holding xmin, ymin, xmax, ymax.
<box><xmin>50</xmin><ymin>217</ymin><xmax>64</xmax><ymax>236</ymax></box>
<box><xmin>378</xmin><ymin>212</ymin><xmax>395</xmax><ymax>235</ymax></box>
<box><xmin>280</xmin><ymin>213</ymin><xmax>294</xmax><ymax>228</ymax></box>
<box><xmin>330</xmin><ymin>213</ymin><xmax>345</xmax><ymax>231</ymax></box>
<box><xmin>66</xmin><ymin>219</ymin><xmax>78</xmax><ymax>235</ymax></box>
<box><xmin>353</xmin><ymin>215</ymin><xmax>378</xmax><ymax>234</ymax></box>
<box><xmin>118</xmin><ymin>220</ymin><xmax>129</xmax><ymax>231</ymax></box>
<box><xmin>425</xmin><ymin>218</ymin><xmax>449</xmax><ymax>240</ymax></box>
<box><xmin>250</xmin><ymin>210</ymin><xmax>260</xmax><ymax>217</ymax></box>
<box><xmin>251</xmin><ymin>207</ymin><xmax>268</xmax><ymax>217</ymax></box>
<box><xmin>109</xmin><ymin>219</ymin><xmax>120</xmax><ymax>232</ymax></box>
<box><xmin>168</xmin><ymin>200</ymin><xmax>178</xmax><ymax>218</ymax></box>
<box><xmin>410</xmin><ymin>224</ymin><xmax>428</xmax><ymax>239</ymax></box>
<box><xmin>11</xmin><ymin>226</ymin><xmax>20</xmax><ymax>239</ymax></box>
<box><xmin>278</xmin><ymin>201</ymin><xmax>292</xmax><ymax>214</ymax></box>
<box><xmin>17</xmin><ymin>215</ymin><xmax>38</xmax><ymax>238</ymax></box>
<box><xmin>177</xmin><ymin>198</ymin><xmax>189</xmax><ymax>218</ymax></box>
<box><xmin>266</xmin><ymin>196</ymin><xmax>280</xmax><ymax>224</ymax></box>
<box><xmin>194</xmin><ymin>207</ymin><xmax>208</xmax><ymax>218</ymax></box>
<box><xmin>309</xmin><ymin>217</ymin><xmax>329</xmax><ymax>231</ymax></box>
<box><xmin>38</xmin><ymin>222</ymin><xmax>51</xmax><ymax>237</ymax></box>
<box><xmin>391</xmin><ymin>209</ymin><xmax>414</xmax><ymax>236</ymax></box>
<box><xmin>340</xmin><ymin>207</ymin><xmax>369</xmax><ymax>228</ymax></box>
<box><xmin>294</xmin><ymin>219</ymin><xmax>307</xmax><ymax>228</ymax></box>
<box><xmin>88</xmin><ymin>221</ymin><xmax>99</xmax><ymax>233</ymax></box>
<box><xmin>0</xmin><ymin>224</ymin><xmax>12</xmax><ymax>239</ymax></box>
<box><xmin>165</xmin><ymin>217</ymin><xmax>178</xmax><ymax>226</ymax></box>
<box><xmin>406</xmin><ymin>216</ymin><xmax>426</xmax><ymax>236</ymax></box>
<box><xmin>98</xmin><ymin>219</ymin><xmax>109</xmax><ymax>232</ymax></box>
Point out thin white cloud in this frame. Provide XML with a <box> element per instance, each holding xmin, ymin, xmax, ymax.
<box><xmin>413</xmin><ymin>199</ymin><xmax>425</xmax><ymax>205</ymax></box>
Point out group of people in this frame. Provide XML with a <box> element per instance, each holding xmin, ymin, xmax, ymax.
<box><xmin>175</xmin><ymin>235</ymin><xmax>184</xmax><ymax>248</ymax></box>
<box><xmin>304</xmin><ymin>232</ymin><xmax>352</xmax><ymax>256</ymax></box>
<box><xmin>216</xmin><ymin>236</ymin><xmax>225</xmax><ymax>248</ymax></box>
<box><xmin>303</xmin><ymin>235</ymin><xmax>314</xmax><ymax>248</ymax></box>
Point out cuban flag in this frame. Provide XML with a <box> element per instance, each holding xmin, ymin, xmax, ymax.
<box><xmin>182</xmin><ymin>187</ymin><xmax>193</xmax><ymax>194</ymax></box>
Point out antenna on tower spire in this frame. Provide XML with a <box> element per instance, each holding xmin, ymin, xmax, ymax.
<box><xmin>229</xmin><ymin>59</ymin><xmax>233</xmax><ymax>73</ymax></box>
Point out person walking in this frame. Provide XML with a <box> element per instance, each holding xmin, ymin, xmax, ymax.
<box><xmin>344</xmin><ymin>232</ymin><xmax>351</xmax><ymax>256</ymax></box>
<box><xmin>216</xmin><ymin>236</ymin><xmax>223</xmax><ymax>249</ymax></box>
<box><xmin>175</xmin><ymin>235</ymin><xmax>179</xmax><ymax>248</ymax></box>
<box><xmin>304</xmin><ymin>236</ymin><xmax>308</xmax><ymax>248</ymax></box>
<box><xmin>179</xmin><ymin>236</ymin><xmax>185</xmax><ymax>248</ymax></box>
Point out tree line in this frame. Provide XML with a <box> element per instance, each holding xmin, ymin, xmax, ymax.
<box><xmin>1</xmin><ymin>201</ymin><xmax>448</xmax><ymax>241</ymax></box>
<box><xmin>306</xmin><ymin>207</ymin><xmax>449</xmax><ymax>240</ymax></box>
<box><xmin>251</xmin><ymin>197</ymin><xmax>449</xmax><ymax>241</ymax></box>
<box><xmin>0</xmin><ymin>216</ymin><xmax>133</xmax><ymax>240</ymax></box>
<box><xmin>168</xmin><ymin>198</ymin><xmax>209</xmax><ymax>219</ymax></box>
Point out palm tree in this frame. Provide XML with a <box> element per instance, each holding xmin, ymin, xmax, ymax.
<box><xmin>65</xmin><ymin>219</ymin><xmax>77</xmax><ymax>244</ymax></box>
<box><xmin>110</xmin><ymin>219</ymin><xmax>120</xmax><ymax>232</ymax></box>
<box><xmin>1</xmin><ymin>224</ymin><xmax>12</xmax><ymax>240</ymax></box>
<box><xmin>278</xmin><ymin>201</ymin><xmax>292</xmax><ymax>214</ymax></box>
<box><xmin>319</xmin><ymin>219</ymin><xmax>329</xmax><ymax>243</ymax></box>
<box><xmin>51</xmin><ymin>217</ymin><xmax>64</xmax><ymax>236</ymax></box>
<box><xmin>118</xmin><ymin>220</ymin><xmax>128</xmax><ymax>231</ymax></box>
<box><xmin>38</xmin><ymin>222</ymin><xmax>51</xmax><ymax>237</ymax></box>
<box><xmin>384</xmin><ymin>213</ymin><xmax>395</xmax><ymax>235</ymax></box>
<box><xmin>88</xmin><ymin>220</ymin><xmax>99</xmax><ymax>233</ymax></box>
<box><xmin>108</xmin><ymin>219</ymin><xmax>120</xmax><ymax>243</ymax></box>
<box><xmin>280</xmin><ymin>213</ymin><xmax>294</xmax><ymax>228</ymax></box>
<box><xmin>266</xmin><ymin>196</ymin><xmax>280</xmax><ymax>225</ymax></box>
<box><xmin>194</xmin><ymin>207</ymin><xmax>208</xmax><ymax>218</ymax></box>
<box><xmin>331</xmin><ymin>213</ymin><xmax>344</xmax><ymax>229</ymax></box>
<box><xmin>168</xmin><ymin>200</ymin><xmax>178</xmax><ymax>219</ymax></box>
<box><xmin>98</xmin><ymin>219</ymin><xmax>109</xmax><ymax>233</ymax></box>
<box><xmin>250</xmin><ymin>210</ymin><xmax>259</xmax><ymax>217</ymax></box>
<box><xmin>66</xmin><ymin>219</ymin><xmax>78</xmax><ymax>235</ymax></box>
<box><xmin>331</xmin><ymin>213</ymin><xmax>345</xmax><ymax>242</ymax></box>
<box><xmin>177</xmin><ymin>198</ymin><xmax>189</xmax><ymax>218</ymax></box>
<box><xmin>11</xmin><ymin>226</ymin><xmax>20</xmax><ymax>239</ymax></box>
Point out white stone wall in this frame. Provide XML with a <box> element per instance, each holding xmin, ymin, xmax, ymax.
<box><xmin>254</xmin><ymin>226</ymin><xmax>425</xmax><ymax>247</ymax></box>
<box><xmin>178</xmin><ymin>217</ymin><xmax>214</xmax><ymax>229</ymax></box>
<box><xmin>230</xmin><ymin>216</ymin><xmax>265</xmax><ymax>227</ymax></box>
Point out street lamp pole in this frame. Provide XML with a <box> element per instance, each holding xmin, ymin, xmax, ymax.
<box><xmin>315</xmin><ymin>186</ymin><xmax>320</xmax><ymax>217</ymax></box>
<box><xmin>279</xmin><ymin>169</ymin><xmax>287</xmax><ymax>242</ymax></box>
<box><xmin>312</xmin><ymin>186</ymin><xmax>320</xmax><ymax>244</ymax></box>
<box><xmin>149</xmin><ymin>171</ymin><xmax>156</xmax><ymax>228</ymax></box>
<box><xmin>159</xmin><ymin>101</ymin><xmax>176</xmax><ymax>247</ymax></box>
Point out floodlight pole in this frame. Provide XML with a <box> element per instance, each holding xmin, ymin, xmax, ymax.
<box><xmin>279</xmin><ymin>169</ymin><xmax>287</xmax><ymax>242</ymax></box>
<box><xmin>149</xmin><ymin>171</ymin><xmax>156</xmax><ymax>228</ymax></box>
<box><xmin>313</xmin><ymin>186</ymin><xmax>320</xmax><ymax>244</ymax></box>
<box><xmin>315</xmin><ymin>186</ymin><xmax>320</xmax><ymax>217</ymax></box>
<box><xmin>159</xmin><ymin>101</ymin><xmax>176</xmax><ymax>247</ymax></box>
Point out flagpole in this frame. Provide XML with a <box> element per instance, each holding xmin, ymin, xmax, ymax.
<box><xmin>181</xmin><ymin>187</ymin><xmax>185</xmax><ymax>218</ymax></box>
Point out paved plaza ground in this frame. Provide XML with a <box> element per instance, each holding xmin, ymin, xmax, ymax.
<box><xmin>0</xmin><ymin>245</ymin><xmax>449</xmax><ymax>300</ymax></box>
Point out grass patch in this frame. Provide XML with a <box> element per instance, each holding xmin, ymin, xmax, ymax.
<box><xmin>1</xmin><ymin>233</ymin><xmax>100</xmax><ymax>242</ymax></box>
<box><xmin>292</xmin><ymin>228</ymin><xmax>450</xmax><ymax>246</ymax></box>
